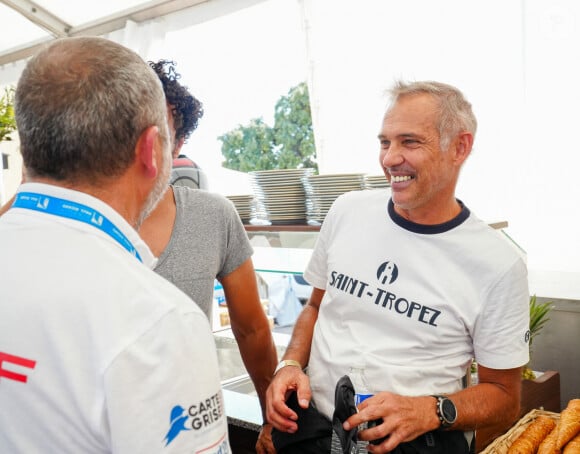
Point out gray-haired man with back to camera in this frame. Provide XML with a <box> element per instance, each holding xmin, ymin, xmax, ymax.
<box><xmin>0</xmin><ymin>37</ymin><xmax>229</xmax><ymax>454</ymax></box>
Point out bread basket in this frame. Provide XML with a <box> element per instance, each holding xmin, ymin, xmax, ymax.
<box><xmin>479</xmin><ymin>408</ymin><xmax>560</xmax><ymax>454</ymax></box>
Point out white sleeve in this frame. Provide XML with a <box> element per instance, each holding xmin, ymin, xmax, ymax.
<box><xmin>473</xmin><ymin>258</ymin><xmax>530</xmax><ymax>369</ymax></box>
<box><xmin>104</xmin><ymin>310</ymin><xmax>230</xmax><ymax>454</ymax></box>
<box><xmin>303</xmin><ymin>222</ymin><xmax>330</xmax><ymax>290</ymax></box>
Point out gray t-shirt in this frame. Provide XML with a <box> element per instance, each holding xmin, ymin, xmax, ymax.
<box><xmin>154</xmin><ymin>185</ymin><xmax>253</xmax><ymax>319</ymax></box>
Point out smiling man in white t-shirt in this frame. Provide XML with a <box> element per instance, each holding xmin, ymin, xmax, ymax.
<box><xmin>266</xmin><ymin>81</ymin><xmax>529</xmax><ymax>454</ymax></box>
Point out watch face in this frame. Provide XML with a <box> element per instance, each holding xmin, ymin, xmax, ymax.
<box><xmin>442</xmin><ymin>398</ymin><xmax>457</xmax><ymax>422</ymax></box>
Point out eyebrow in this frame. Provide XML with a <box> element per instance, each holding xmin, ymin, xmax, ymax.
<box><xmin>377</xmin><ymin>133</ymin><xmax>422</xmax><ymax>140</ymax></box>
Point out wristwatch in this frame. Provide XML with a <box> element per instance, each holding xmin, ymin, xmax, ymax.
<box><xmin>432</xmin><ymin>395</ymin><xmax>457</xmax><ymax>429</ymax></box>
<box><xmin>273</xmin><ymin>359</ymin><xmax>302</xmax><ymax>376</ymax></box>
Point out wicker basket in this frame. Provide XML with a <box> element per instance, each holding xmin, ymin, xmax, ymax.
<box><xmin>480</xmin><ymin>408</ymin><xmax>560</xmax><ymax>454</ymax></box>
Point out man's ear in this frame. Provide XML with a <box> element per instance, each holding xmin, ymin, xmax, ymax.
<box><xmin>453</xmin><ymin>132</ymin><xmax>473</xmax><ymax>165</ymax></box>
<box><xmin>136</xmin><ymin>126</ymin><xmax>160</xmax><ymax>179</ymax></box>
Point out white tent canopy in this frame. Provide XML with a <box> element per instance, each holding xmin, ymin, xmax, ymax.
<box><xmin>2</xmin><ymin>0</ymin><xmax>580</xmax><ymax>288</ymax></box>
<box><xmin>0</xmin><ymin>0</ymin><xmax>268</xmax><ymax>65</ymax></box>
<box><xmin>0</xmin><ymin>0</ymin><xmax>272</xmax><ymax>197</ymax></box>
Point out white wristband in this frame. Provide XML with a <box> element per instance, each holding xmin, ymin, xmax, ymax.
<box><xmin>273</xmin><ymin>359</ymin><xmax>302</xmax><ymax>376</ymax></box>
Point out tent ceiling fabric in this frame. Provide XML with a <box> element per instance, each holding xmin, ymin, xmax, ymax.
<box><xmin>0</xmin><ymin>0</ymin><xmax>220</xmax><ymax>65</ymax></box>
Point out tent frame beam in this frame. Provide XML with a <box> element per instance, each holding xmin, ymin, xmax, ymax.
<box><xmin>0</xmin><ymin>0</ymin><xmax>211</xmax><ymax>65</ymax></box>
<box><xmin>1</xmin><ymin>0</ymin><xmax>71</xmax><ymax>37</ymax></box>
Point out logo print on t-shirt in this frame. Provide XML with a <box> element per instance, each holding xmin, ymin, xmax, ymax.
<box><xmin>376</xmin><ymin>261</ymin><xmax>399</xmax><ymax>285</ymax></box>
<box><xmin>164</xmin><ymin>405</ymin><xmax>190</xmax><ymax>446</ymax></box>
<box><xmin>0</xmin><ymin>351</ymin><xmax>37</xmax><ymax>383</ymax></box>
<box><xmin>328</xmin><ymin>262</ymin><xmax>441</xmax><ymax>327</ymax></box>
<box><xmin>163</xmin><ymin>393</ymin><xmax>224</xmax><ymax>447</ymax></box>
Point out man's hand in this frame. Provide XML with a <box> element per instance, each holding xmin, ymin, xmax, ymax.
<box><xmin>265</xmin><ymin>364</ymin><xmax>312</xmax><ymax>434</ymax></box>
<box><xmin>343</xmin><ymin>393</ymin><xmax>439</xmax><ymax>453</ymax></box>
<box><xmin>255</xmin><ymin>423</ymin><xmax>275</xmax><ymax>454</ymax></box>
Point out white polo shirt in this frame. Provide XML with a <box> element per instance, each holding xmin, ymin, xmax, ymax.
<box><xmin>0</xmin><ymin>183</ymin><xmax>230</xmax><ymax>454</ymax></box>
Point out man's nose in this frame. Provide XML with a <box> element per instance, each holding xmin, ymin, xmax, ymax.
<box><xmin>381</xmin><ymin>144</ymin><xmax>404</xmax><ymax>167</ymax></box>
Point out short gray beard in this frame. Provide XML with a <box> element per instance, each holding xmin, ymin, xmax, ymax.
<box><xmin>135</xmin><ymin>146</ymin><xmax>172</xmax><ymax>229</ymax></box>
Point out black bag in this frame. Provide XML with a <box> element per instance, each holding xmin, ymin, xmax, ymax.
<box><xmin>272</xmin><ymin>375</ymin><xmax>358</xmax><ymax>454</ymax></box>
<box><xmin>271</xmin><ymin>391</ymin><xmax>332</xmax><ymax>453</ymax></box>
<box><xmin>272</xmin><ymin>375</ymin><xmax>472</xmax><ymax>454</ymax></box>
<box><xmin>170</xmin><ymin>155</ymin><xmax>206</xmax><ymax>189</ymax></box>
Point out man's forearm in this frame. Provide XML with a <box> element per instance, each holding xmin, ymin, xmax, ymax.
<box><xmin>235</xmin><ymin>322</ymin><xmax>277</xmax><ymax>420</ymax></box>
<box><xmin>449</xmin><ymin>366</ymin><xmax>522</xmax><ymax>431</ymax></box>
<box><xmin>282</xmin><ymin>299</ymin><xmax>321</xmax><ymax>368</ymax></box>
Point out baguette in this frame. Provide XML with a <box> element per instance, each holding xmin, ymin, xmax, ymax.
<box><xmin>557</xmin><ymin>400</ymin><xmax>580</xmax><ymax>449</ymax></box>
<box><xmin>508</xmin><ymin>415</ymin><xmax>557</xmax><ymax>454</ymax></box>
<box><xmin>567</xmin><ymin>400</ymin><xmax>580</xmax><ymax>411</ymax></box>
<box><xmin>537</xmin><ymin>424</ymin><xmax>561</xmax><ymax>454</ymax></box>
<box><xmin>563</xmin><ymin>432</ymin><xmax>580</xmax><ymax>453</ymax></box>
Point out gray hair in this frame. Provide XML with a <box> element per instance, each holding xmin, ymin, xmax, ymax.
<box><xmin>15</xmin><ymin>36</ymin><xmax>169</xmax><ymax>183</ymax></box>
<box><xmin>386</xmin><ymin>80</ymin><xmax>477</xmax><ymax>151</ymax></box>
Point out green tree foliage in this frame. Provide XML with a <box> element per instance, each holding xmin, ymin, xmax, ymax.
<box><xmin>218</xmin><ymin>118</ymin><xmax>275</xmax><ymax>172</ymax></box>
<box><xmin>0</xmin><ymin>86</ymin><xmax>17</xmax><ymax>143</ymax></box>
<box><xmin>219</xmin><ymin>82</ymin><xmax>317</xmax><ymax>172</ymax></box>
<box><xmin>273</xmin><ymin>82</ymin><xmax>317</xmax><ymax>170</ymax></box>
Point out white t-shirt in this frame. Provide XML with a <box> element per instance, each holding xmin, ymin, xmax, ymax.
<box><xmin>0</xmin><ymin>183</ymin><xmax>230</xmax><ymax>454</ymax></box>
<box><xmin>304</xmin><ymin>189</ymin><xmax>530</xmax><ymax>419</ymax></box>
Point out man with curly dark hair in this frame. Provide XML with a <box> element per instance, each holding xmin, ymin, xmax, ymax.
<box><xmin>149</xmin><ymin>59</ymin><xmax>203</xmax><ymax>152</ymax></box>
<box><xmin>140</xmin><ymin>60</ymin><xmax>278</xmax><ymax>454</ymax></box>
<box><xmin>148</xmin><ymin>60</ymin><xmax>207</xmax><ymax>189</ymax></box>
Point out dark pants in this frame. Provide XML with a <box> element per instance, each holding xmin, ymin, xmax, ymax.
<box><xmin>390</xmin><ymin>431</ymin><xmax>473</xmax><ymax>454</ymax></box>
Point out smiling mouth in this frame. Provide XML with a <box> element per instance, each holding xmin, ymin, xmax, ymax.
<box><xmin>391</xmin><ymin>175</ymin><xmax>414</xmax><ymax>183</ymax></box>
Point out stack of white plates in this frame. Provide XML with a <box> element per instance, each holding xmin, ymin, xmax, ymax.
<box><xmin>364</xmin><ymin>174</ymin><xmax>391</xmax><ymax>189</ymax></box>
<box><xmin>249</xmin><ymin>168</ymin><xmax>315</xmax><ymax>224</ymax></box>
<box><xmin>302</xmin><ymin>173</ymin><xmax>366</xmax><ymax>223</ymax></box>
<box><xmin>226</xmin><ymin>194</ymin><xmax>255</xmax><ymax>224</ymax></box>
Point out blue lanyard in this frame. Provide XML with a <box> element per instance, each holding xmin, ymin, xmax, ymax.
<box><xmin>13</xmin><ymin>191</ymin><xmax>142</xmax><ymax>263</ymax></box>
